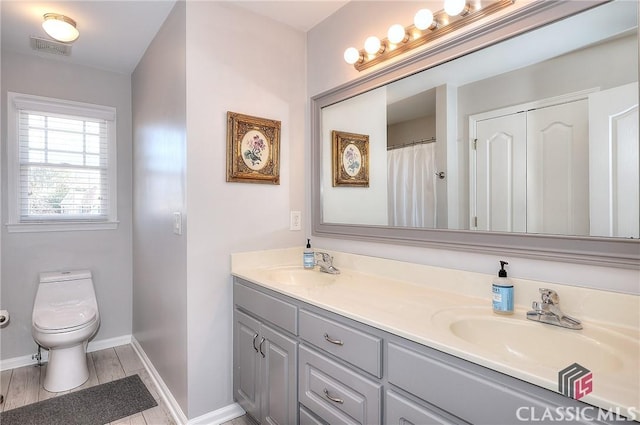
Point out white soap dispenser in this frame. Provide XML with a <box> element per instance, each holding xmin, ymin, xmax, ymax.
<box><xmin>303</xmin><ymin>239</ymin><xmax>315</xmax><ymax>269</ymax></box>
<box><xmin>492</xmin><ymin>260</ymin><xmax>514</xmax><ymax>314</ymax></box>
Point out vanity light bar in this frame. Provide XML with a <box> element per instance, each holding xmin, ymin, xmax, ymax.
<box><xmin>349</xmin><ymin>0</ymin><xmax>515</xmax><ymax>72</ymax></box>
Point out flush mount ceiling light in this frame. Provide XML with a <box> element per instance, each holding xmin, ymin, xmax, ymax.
<box><xmin>42</xmin><ymin>13</ymin><xmax>79</xmax><ymax>43</ymax></box>
<box><xmin>343</xmin><ymin>0</ymin><xmax>515</xmax><ymax>71</ymax></box>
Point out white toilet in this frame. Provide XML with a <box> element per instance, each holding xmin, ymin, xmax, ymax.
<box><xmin>32</xmin><ymin>270</ymin><xmax>100</xmax><ymax>392</ymax></box>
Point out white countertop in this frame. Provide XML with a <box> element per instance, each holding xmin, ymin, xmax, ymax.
<box><xmin>231</xmin><ymin>247</ymin><xmax>640</xmax><ymax>419</ymax></box>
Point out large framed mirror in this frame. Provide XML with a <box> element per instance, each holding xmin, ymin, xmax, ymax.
<box><xmin>311</xmin><ymin>0</ymin><xmax>639</xmax><ymax>268</ymax></box>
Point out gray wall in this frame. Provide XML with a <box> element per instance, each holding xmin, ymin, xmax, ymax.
<box><xmin>131</xmin><ymin>1</ymin><xmax>188</xmax><ymax>415</ymax></box>
<box><xmin>0</xmin><ymin>50</ymin><xmax>133</xmax><ymax>359</ymax></box>
<box><xmin>132</xmin><ymin>1</ymin><xmax>306</xmax><ymax>418</ymax></box>
<box><xmin>184</xmin><ymin>2</ymin><xmax>306</xmax><ymax>417</ymax></box>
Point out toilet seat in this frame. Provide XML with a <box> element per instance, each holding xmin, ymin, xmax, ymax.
<box><xmin>32</xmin><ymin>275</ymin><xmax>99</xmax><ymax>334</ymax></box>
<box><xmin>33</xmin><ymin>305</ymin><xmax>97</xmax><ymax>333</ymax></box>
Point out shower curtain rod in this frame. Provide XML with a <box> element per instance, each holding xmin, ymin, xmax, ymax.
<box><xmin>387</xmin><ymin>136</ymin><xmax>436</xmax><ymax>150</ymax></box>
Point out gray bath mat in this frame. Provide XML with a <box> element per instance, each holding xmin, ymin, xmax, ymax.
<box><xmin>0</xmin><ymin>374</ymin><xmax>158</xmax><ymax>425</ymax></box>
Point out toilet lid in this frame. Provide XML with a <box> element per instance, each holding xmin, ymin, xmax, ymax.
<box><xmin>33</xmin><ymin>305</ymin><xmax>97</xmax><ymax>331</ymax></box>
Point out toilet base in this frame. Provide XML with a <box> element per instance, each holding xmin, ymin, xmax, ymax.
<box><xmin>43</xmin><ymin>341</ymin><xmax>89</xmax><ymax>393</ymax></box>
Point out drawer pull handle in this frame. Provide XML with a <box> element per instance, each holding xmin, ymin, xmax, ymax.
<box><xmin>259</xmin><ymin>337</ymin><xmax>266</xmax><ymax>358</ymax></box>
<box><xmin>252</xmin><ymin>333</ymin><xmax>259</xmax><ymax>353</ymax></box>
<box><xmin>324</xmin><ymin>333</ymin><xmax>344</xmax><ymax>346</ymax></box>
<box><xmin>323</xmin><ymin>389</ymin><xmax>344</xmax><ymax>404</ymax></box>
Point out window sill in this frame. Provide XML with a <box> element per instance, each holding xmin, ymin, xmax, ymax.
<box><xmin>6</xmin><ymin>221</ymin><xmax>119</xmax><ymax>233</ymax></box>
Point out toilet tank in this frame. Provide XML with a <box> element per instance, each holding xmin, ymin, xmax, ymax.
<box><xmin>40</xmin><ymin>270</ymin><xmax>92</xmax><ymax>283</ymax></box>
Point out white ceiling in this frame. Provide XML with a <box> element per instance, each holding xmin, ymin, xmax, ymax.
<box><xmin>232</xmin><ymin>1</ymin><xmax>348</xmax><ymax>33</ymax></box>
<box><xmin>1</xmin><ymin>1</ymin><xmax>348</xmax><ymax>75</ymax></box>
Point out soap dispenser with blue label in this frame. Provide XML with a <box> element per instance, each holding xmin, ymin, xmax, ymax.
<box><xmin>303</xmin><ymin>239</ymin><xmax>315</xmax><ymax>269</ymax></box>
<box><xmin>492</xmin><ymin>260</ymin><xmax>514</xmax><ymax>314</ymax></box>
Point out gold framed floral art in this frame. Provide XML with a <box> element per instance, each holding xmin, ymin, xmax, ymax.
<box><xmin>332</xmin><ymin>130</ymin><xmax>369</xmax><ymax>187</ymax></box>
<box><xmin>226</xmin><ymin>111</ymin><xmax>281</xmax><ymax>184</ymax></box>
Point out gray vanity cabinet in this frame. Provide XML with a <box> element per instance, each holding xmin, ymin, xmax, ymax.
<box><xmin>233</xmin><ymin>284</ymin><xmax>298</xmax><ymax>425</ymax></box>
<box><xmin>233</xmin><ymin>278</ymin><xmax>630</xmax><ymax>425</ymax></box>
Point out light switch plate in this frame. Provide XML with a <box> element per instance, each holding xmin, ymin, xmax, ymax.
<box><xmin>173</xmin><ymin>212</ymin><xmax>182</xmax><ymax>235</ymax></box>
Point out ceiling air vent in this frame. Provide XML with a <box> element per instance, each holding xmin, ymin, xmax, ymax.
<box><xmin>30</xmin><ymin>36</ymin><xmax>72</xmax><ymax>56</ymax></box>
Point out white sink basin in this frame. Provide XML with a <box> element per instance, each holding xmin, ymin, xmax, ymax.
<box><xmin>261</xmin><ymin>266</ymin><xmax>340</xmax><ymax>286</ymax></box>
<box><xmin>432</xmin><ymin>307</ymin><xmax>638</xmax><ymax>374</ymax></box>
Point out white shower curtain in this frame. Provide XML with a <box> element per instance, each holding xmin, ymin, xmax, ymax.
<box><xmin>387</xmin><ymin>143</ymin><xmax>437</xmax><ymax>227</ymax></box>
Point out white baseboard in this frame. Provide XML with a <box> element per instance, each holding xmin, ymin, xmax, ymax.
<box><xmin>88</xmin><ymin>334</ymin><xmax>132</xmax><ymax>353</ymax></box>
<box><xmin>130</xmin><ymin>337</ymin><xmax>245</xmax><ymax>425</ymax></box>
<box><xmin>131</xmin><ymin>337</ymin><xmax>189</xmax><ymax>425</ymax></box>
<box><xmin>187</xmin><ymin>403</ymin><xmax>246</xmax><ymax>425</ymax></box>
<box><xmin>0</xmin><ymin>334</ymin><xmax>132</xmax><ymax>371</ymax></box>
<box><xmin>0</xmin><ymin>352</ymin><xmax>43</xmax><ymax>371</ymax></box>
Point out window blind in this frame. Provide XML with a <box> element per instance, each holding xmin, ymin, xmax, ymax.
<box><xmin>18</xmin><ymin>109</ymin><xmax>110</xmax><ymax>221</ymax></box>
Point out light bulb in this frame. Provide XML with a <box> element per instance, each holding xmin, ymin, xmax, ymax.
<box><xmin>344</xmin><ymin>47</ymin><xmax>361</xmax><ymax>65</ymax></box>
<box><xmin>42</xmin><ymin>13</ymin><xmax>79</xmax><ymax>43</ymax></box>
<box><xmin>364</xmin><ymin>36</ymin><xmax>382</xmax><ymax>55</ymax></box>
<box><xmin>414</xmin><ymin>9</ymin><xmax>435</xmax><ymax>30</ymax></box>
<box><xmin>444</xmin><ymin>0</ymin><xmax>469</xmax><ymax>16</ymax></box>
<box><xmin>387</xmin><ymin>24</ymin><xmax>407</xmax><ymax>44</ymax></box>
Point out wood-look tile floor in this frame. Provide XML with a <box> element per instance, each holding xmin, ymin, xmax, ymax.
<box><xmin>0</xmin><ymin>344</ymin><xmax>251</xmax><ymax>425</ymax></box>
<box><xmin>0</xmin><ymin>344</ymin><xmax>175</xmax><ymax>424</ymax></box>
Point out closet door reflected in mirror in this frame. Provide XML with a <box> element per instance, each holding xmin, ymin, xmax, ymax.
<box><xmin>471</xmin><ymin>94</ymin><xmax>590</xmax><ymax>237</ymax></box>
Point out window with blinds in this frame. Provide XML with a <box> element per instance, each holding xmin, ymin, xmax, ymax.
<box><xmin>8</xmin><ymin>92</ymin><xmax>117</xmax><ymax>231</ymax></box>
<box><xmin>19</xmin><ymin>111</ymin><xmax>109</xmax><ymax>220</ymax></box>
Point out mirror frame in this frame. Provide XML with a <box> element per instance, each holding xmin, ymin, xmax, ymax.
<box><xmin>311</xmin><ymin>0</ymin><xmax>640</xmax><ymax>269</ymax></box>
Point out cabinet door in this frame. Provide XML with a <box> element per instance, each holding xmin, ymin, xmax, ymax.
<box><xmin>261</xmin><ymin>324</ymin><xmax>298</xmax><ymax>425</ymax></box>
<box><xmin>234</xmin><ymin>309</ymin><xmax>262</xmax><ymax>422</ymax></box>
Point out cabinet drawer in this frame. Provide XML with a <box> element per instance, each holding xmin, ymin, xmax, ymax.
<box><xmin>234</xmin><ymin>281</ymin><xmax>297</xmax><ymax>335</ymax></box>
<box><xmin>386</xmin><ymin>390</ymin><xmax>468</xmax><ymax>425</ymax></box>
<box><xmin>300</xmin><ymin>404</ymin><xmax>327</xmax><ymax>425</ymax></box>
<box><xmin>299</xmin><ymin>309</ymin><xmax>382</xmax><ymax>377</ymax></box>
<box><xmin>387</xmin><ymin>342</ymin><xmax>568</xmax><ymax>424</ymax></box>
<box><xmin>299</xmin><ymin>344</ymin><xmax>382</xmax><ymax>425</ymax></box>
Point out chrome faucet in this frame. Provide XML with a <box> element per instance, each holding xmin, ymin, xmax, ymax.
<box><xmin>526</xmin><ymin>288</ymin><xmax>582</xmax><ymax>330</ymax></box>
<box><xmin>314</xmin><ymin>252</ymin><xmax>340</xmax><ymax>274</ymax></box>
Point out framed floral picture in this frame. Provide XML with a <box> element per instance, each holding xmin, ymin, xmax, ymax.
<box><xmin>226</xmin><ymin>111</ymin><xmax>281</xmax><ymax>184</ymax></box>
<box><xmin>332</xmin><ymin>130</ymin><xmax>369</xmax><ymax>187</ymax></box>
